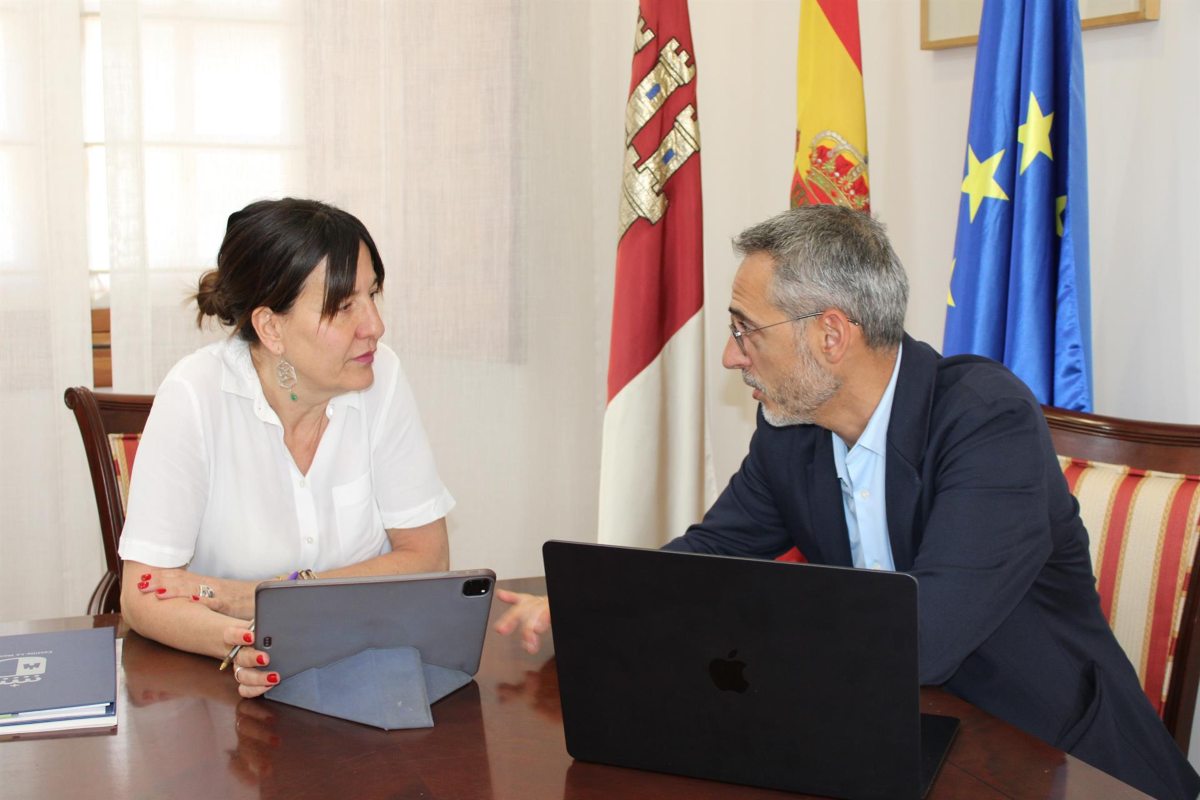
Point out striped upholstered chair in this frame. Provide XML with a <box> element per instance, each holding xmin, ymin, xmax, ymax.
<box><xmin>1044</xmin><ymin>405</ymin><xmax>1200</xmax><ymax>752</ymax></box>
<box><xmin>64</xmin><ymin>386</ymin><xmax>155</xmax><ymax>615</ymax></box>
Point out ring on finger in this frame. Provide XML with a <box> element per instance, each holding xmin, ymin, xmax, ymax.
<box><xmin>234</xmin><ymin>665</ymin><xmax>243</xmax><ymax>679</ymax></box>
<box><xmin>198</xmin><ymin>584</ymin><xmax>215</xmax><ymax>598</ymax></box>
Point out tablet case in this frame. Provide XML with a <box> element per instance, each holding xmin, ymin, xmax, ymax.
<box><xmin>265</xmin><ymin>646</ymin><xmax>474</xmax><ymax>729</ymax></box>
<box><xmin>253</xmin><ymin>570</ymin><xmax>494</xmax><ymax>730</ymax></box>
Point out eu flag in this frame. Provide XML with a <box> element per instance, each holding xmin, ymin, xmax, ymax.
<box><xmin>943</xmin><ymin>0</ymin><xmax>1092</xmax><ymax>411</ymax></box>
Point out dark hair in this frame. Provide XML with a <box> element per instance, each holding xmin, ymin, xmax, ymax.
<box><xmin>194</xmin><ymin>198</ymin><xmax>385</xmax><ymax>343</ymax></box>
<box><xmin>732</xmin><ymin>205</ymin><xmax>908</xmax><ymax>349</ymax></box>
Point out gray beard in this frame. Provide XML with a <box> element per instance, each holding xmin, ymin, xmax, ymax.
<box><xmin>743</xmin><ymin>343</ymin><xmax>839</xmax><ymax>427</ymax></box>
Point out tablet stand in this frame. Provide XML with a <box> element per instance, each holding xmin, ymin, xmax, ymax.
<box><xmin>264</xmin><ymin>645</ymin><xmax>472</xmax><ymax>729</ymax></box>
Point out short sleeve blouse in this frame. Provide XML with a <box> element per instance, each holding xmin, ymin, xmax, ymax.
<box><xmin>117</xmin><ymin>338</ymin><xmax>455</xmax><ymax>580</ymax></box>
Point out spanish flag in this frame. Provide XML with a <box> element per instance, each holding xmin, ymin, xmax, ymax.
<box><xmin>779</xmin><ymin>0</ymin><xmax>868</xmax><ymax>564</ymax></box>
<box><xmin>790</xmin><ymin>0</ymin><xmax>869</xmax><ymax>212</ymax></box>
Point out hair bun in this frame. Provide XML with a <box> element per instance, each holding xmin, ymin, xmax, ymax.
<box><xmin>193</xmin><ymin>269</ymin><xmax>232</xmax><ymax>326</ymax></box>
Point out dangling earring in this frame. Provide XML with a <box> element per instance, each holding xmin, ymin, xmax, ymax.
<box><xmin>276</xmin><ymin>355</ymin><xmax>298</xmax><ymax>401</ymax></box>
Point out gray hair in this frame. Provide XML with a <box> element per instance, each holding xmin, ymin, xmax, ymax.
<box><xmin>732</xmin><ymin>205</ymin><xmax>908</xmax><ymax>349</ymax></box>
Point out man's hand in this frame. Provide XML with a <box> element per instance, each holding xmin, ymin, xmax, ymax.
<box><xmin>494</xmin><ymin>590</ymin><xmax>551</xmax><ymax>654</ymax></box>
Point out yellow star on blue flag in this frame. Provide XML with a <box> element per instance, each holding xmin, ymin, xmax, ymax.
<box><xmin>1017</xmin><ymin>92</ymin><xmax>1054</xmax><ymax>173</ymax></box>
<box><xmin>961</xmin><ymin>147</ymin><xmax>1009</xmax><ymax>222</ymax></box>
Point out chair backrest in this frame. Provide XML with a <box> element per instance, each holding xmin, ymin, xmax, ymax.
<box><xmin>1043</xmin><ymin>405</ymin><xmax>1200</xmax><ymax>753</ymax></box>
<box><xmin>63</xmin><ymin>386</ymin><xmax>155</xmax><ymax>615</ymax></box>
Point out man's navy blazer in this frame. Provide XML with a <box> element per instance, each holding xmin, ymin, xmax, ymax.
<box><xmin>665</xmin><ymin>335</ymin><xmax>1199</xmax><ymax>800</ymax></box>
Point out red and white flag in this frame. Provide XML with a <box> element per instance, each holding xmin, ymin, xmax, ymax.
<box><xmin>598</xmin><ymin>0</ymin><xmax>713</xmax><ymax>548</ymax></box>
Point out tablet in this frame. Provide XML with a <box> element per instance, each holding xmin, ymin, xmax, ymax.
<box><xmin>253</xmin><ymin>569</ymin><xmax>495</xmax><ymax>681</ymax></box>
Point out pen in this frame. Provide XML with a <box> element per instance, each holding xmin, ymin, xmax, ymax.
<box><xmin>219</xmin><ymin>620</ymin><xmax>254</xmax><ymax>671</ymax></box>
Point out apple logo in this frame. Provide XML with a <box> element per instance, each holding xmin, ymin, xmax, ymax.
<box><xmin>709</xmin><ymin>649</ymin><xmax>749</xmax><ymax>693</ymax></box>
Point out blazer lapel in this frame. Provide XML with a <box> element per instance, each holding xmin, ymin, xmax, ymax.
<box><xmin>884</xmin><ymin>336</ymin><xmax>938</xmax><ymax>571</ymax></box>
<box><xmin>885</xmin><ymin>453</ymin><xmax>920</xmax><ymax>570</ymax></box>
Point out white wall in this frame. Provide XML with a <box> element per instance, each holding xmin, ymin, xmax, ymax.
<box><xmin>1082</xmin><ymin>3</ymin><xmax>1200</xmax><ymax>425</ymax></box>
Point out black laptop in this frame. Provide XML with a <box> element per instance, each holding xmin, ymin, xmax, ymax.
<box><xmin>543</xmin><ymin>541</ymin><xmax>958</xmax><ymax>800</ymax></box>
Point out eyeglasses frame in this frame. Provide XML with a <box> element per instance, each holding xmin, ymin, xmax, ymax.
<box><xmin>728</xmin><ymin>310</ymin><xmax>860</xmax><ymax>355</ymax></box>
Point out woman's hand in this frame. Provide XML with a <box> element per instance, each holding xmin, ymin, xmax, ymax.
<box><xmin>136</xmin><ymin>568</ymin><xmax>257</xmax><ymax>621</ymax></box>
<box><xmin>493</xmin><ymin>590</ymin><xmax>552</xmax><ymax>654</ymax></box>
<box><xmin>225</xmin><ymin>625</ymin><xmax>279</xmax><ymax>699</ymax></box>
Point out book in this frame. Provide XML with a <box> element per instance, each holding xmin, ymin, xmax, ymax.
<box><xmin>0</xmin><ymin>626</ymin><xmax>116</xmax><ymax>736</ymax></box>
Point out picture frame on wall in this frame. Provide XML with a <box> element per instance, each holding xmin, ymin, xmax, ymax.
<box><xmin>920</xmin><ymin>0</ymin><xmax>1160</xmax><ymax>51</ymax></box>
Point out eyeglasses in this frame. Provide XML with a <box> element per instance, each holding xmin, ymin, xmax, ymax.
<box><xmin>728</xmin><ymin>310</ymin><xmax>860</xmax><ymax>355</ymax></box>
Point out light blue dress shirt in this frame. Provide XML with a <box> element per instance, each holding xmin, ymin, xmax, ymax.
<box><xmin>830</xmin><ymin>344</ymin><xmax>903</xmax><ymax>571</ymax></box>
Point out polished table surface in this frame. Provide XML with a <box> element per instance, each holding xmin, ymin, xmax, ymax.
<box><xmin>0</xmin><ymin>577</ymin><xmax>1151</xmax><ymax>799</ymax></box>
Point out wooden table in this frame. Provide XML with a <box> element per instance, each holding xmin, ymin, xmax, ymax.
<box><xmin>0</xmin><ymin>577</ymin><xmax>1149</xmax><ymax>799</ymax></box>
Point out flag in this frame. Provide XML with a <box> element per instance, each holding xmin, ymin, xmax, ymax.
<box><xmin>598</xmin><ymin>0</ymin><xmax>712</xmax><ymax>548</ymax></box>
<box><xmin>791</xmin><ymin>0</ymin><xmax>869</xmax><ymax>211</ymax></box>
<box><xmin>943</xmin><ymin>0</ymin><xmax>1092</xmax><ymax>411</ymax></box>
<box><xmin>778</xmin><ymin>0</ymin><xmax>869</xmax><ymax>564</ymax></box>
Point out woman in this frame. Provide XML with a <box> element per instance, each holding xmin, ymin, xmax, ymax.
<box><xmin>118</xmin><ymin>198</ymin><xmax>454</xmax><ymax>697</ymax></box>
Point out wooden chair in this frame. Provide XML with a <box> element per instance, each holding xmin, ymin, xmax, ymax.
<box><xmin>1044</xmin><ymin>405</ymin><xmax>1200</xmax><ymax>752</ymax></box>
<box><xmin>63</xmin><ymin>386</ymin><xmax>155</xmax><ymax>615</ymax></box>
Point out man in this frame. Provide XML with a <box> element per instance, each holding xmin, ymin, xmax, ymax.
<box><xmin>497</xmin><ymin>206</ymin><xmax>1200</xmax><ymax>800</ymax></box>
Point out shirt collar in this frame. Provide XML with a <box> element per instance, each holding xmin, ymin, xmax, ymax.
<box><xmin>831</xmin><ymin>342</ymin><xmax>904</xmax><ymax>476</ymax></box>
<box><xmin>217</xmin><ymin>337</ymin><xmax>361</xmax><ymax>426</ymax></box>
<box><xmin>855</xmin><ymin>342</ymin><xmax>903</xmax><ymax>458</ymax></box>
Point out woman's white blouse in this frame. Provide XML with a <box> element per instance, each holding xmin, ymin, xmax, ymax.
<box><xmin>117</xmin><ymin>338</ymin><xmax>454</xmax><ymax>580</ymax></box>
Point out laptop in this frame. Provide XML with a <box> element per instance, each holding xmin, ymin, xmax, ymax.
<box><xmin>543</xmin><ymin>541</ymin><xmax>958</xmax><ymax>800</ymax></box>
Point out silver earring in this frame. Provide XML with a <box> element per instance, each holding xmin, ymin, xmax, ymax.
<box><xmin>276</xmin><ymin>355</ymin><xmax>298</xmax><ymax>401</ymax></box>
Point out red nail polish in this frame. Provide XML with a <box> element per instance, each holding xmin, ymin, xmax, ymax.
<box><xmin>191</xmin><ymin>595</ymin><xmax>199</xmax><ymax>601</ymax></box>
<box><xmin>267</xmin><ymin>673</ymin><xmax>279</xmax><ymax>684</ymax></box>
<box><xmin>141</xmin><ymin>573</ymin><xmax>151</xmax><ymax>581</ymax></box>
<box><xmin>243</xmin><ymin>632</ymin><xmax>254</xmax><ymax>644</ymax></box>
<box><xmin>256</xmin><ymin>654</ymin><xmax>266</xmax><ymax>665</ymax></box>
<box><xmin>137</xmin><ymin>581</ymin><xmax>148</xmax><ymax>590</ymax></box>
<box><xmin>155</xmin><ymin>588</ymin><xmax>166</xmax><ymax>595</ymax></box>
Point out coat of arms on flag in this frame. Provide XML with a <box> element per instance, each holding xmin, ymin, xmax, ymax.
<box><xmin>791</xmin><ymin>0</ymin><xmax>870</xmax><ymax>212</ymax></box>
<box><xmin>599</xmin><ymin>0</ymin><xmax>711</xmax><ymax>549</ymax></box>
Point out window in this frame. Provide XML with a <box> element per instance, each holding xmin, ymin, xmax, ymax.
<box><xmin>82</xmin><ymin>0</ymin><xmax>305</xmax><ymax>384</ymax></box>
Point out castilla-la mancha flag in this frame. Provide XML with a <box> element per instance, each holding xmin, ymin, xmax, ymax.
<box><xmin>791</xmin><ymin>0</ymin><xmax>870</xmax><ymax>212</ymax></box>
<box><xmin>598</xmin><ymin>0</ymin><xmax>713</xmax><ymax>548</ymax></box>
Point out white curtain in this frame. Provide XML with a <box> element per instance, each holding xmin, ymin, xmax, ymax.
<box><xmin>0</xmin><ymin>1</ymin><xmax>101</xmax><ymax>620</ymax></box>
<box><xmin>1</xmin><ymin>0</ymin><xmax>619</xmax><ymax>621</ymax></box>
<box><xmin>100</xmin><ymin>0</ymin><xmax>306</xmax><ymax>389</ymax></box>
